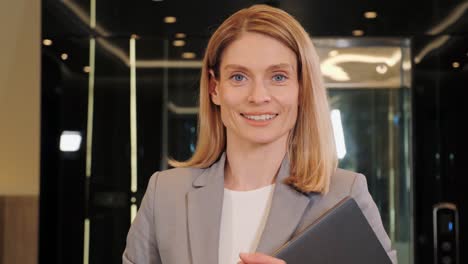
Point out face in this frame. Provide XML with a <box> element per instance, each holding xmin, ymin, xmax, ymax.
<box><xmin>210</xmin><ymin>32</ymin><xmax>299</xmax><ymax>147</ymax></box>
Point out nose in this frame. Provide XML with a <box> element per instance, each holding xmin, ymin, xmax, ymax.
<box><xmin>247</xmin><ymin>80</ymin><xmax>271</xmax><ymax>104</ymax></box>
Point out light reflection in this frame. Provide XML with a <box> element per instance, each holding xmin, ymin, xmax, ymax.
<box><xmin>376</xmin><ymin>64</ymin><xmax>388</xmax><ymax>74</ymax></box>
<box><xmin>60</xmin><ymin>131</ymin><xmax>82</xmax><ymax>152</ymax></box>
<box><xmin>328</xmin><ymin>50</ymin><xmax>339</xmax><ymax>57</ymax></box>
<box><xmin>321</xmin><ymin>50</ymin><xmax>402</xmax><ymax>81</ymax></box>
<box><xmin>130</xmin><ymin>37</ymin><xmax>138</xmax><ymax>193</ymax></box>
<box><xmin>331</xmin><ymin>109</ymin><xmax>347</xmax><ymax>159</ymax></box>
<box><xmin>402</xmin><ymin>60</ymin><xmax>411</xmax><ymax>70</ymax></box>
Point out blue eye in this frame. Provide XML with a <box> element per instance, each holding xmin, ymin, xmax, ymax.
<box><xmin>230</xmin><ymin>74</ymin><xmax>246</xmax><ymax>82</ymax></box>
<box><xmin>273</xmin><ymin>74</ymin><xmax>287</xmax><ymax>82</ymax></box>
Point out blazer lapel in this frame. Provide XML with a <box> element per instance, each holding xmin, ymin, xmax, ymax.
<box><xmin>187</xmin><ymin>154</ymin><xmax>226</xmax><ymax>264</ymax></box>
<box><xmin>255</xmin><ymin>156</ymin><xmax>313</xmax><ymax>255</ymax></box>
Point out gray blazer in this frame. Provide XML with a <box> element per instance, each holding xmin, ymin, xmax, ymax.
<box><xmin>123</xmin><ymin>153</ymin><xmax>397</xmax><ymax>264</ymax></box>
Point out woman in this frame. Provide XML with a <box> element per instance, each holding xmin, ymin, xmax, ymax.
<box><xmin>123</xmin><ymin>4</ymin><xmax>397</xmax><ymax>264</ymax></box>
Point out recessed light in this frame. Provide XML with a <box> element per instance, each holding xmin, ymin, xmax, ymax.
<box><xmin>352</xmin><ymin>30</ymin><xmax>364</xmax><ymax>36</ymax></box>
<box><xmin>182</xmin><ymin>52</ymin><xmax>196</xmax><ymax>59</ymax></box>
<box><xmin>61</xmin><ymin>53</ymin><xmax>68</xmax><ymax>60</ymax></box>
<box><xmin>452</xmin><ymin>62</ymin><xmax>460</xmax><ymax>68</ymax></box>
<box><xmin>173</xmin><ymin>40</ymin><xmax>185</xmax><ymax>47</ymax></box>
<box><xmin>164</xmin><ymin>16</ymin><xmax>176</xmax><ymax>23</ymax></box>
<box><xmin>83</xmin><ymin>66</ymin><xmax>91</xmax><ymax>73</ymax></box>
<box><xmin>131</xmin><ymin>34</ymin><xmax>140</xmax><ymax>39</ymax></box>
<box><xmin>364</xmin><ymin>11</ymin><xmax>378</xmax><ymax>19</ymax></box>
<box><xmin>43</xmin><ymin>39</ymin><xmax>53</xmax><ymax>46</ymax></box>
<box><xmin>175</xmin><ymin>33</ymin><xmax>186</xmax><ymax>38</ymax></box>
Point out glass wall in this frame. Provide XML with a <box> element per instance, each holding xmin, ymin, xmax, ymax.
<box><xmin>41</xmin><ymin>2</ymin><xmax>414</xmax><ymax>264</ymax></box>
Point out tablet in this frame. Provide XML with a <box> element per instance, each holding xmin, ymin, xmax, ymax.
<box><xmin>273</xmin><ymin>197</ymin><xmax>392</xmax><ymax>264</ymax></box>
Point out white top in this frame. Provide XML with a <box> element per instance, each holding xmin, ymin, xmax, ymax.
<box><xmin>218</xmin><ymin>184</ymin><xmax>275</xmax><ymax>264</ymax></box>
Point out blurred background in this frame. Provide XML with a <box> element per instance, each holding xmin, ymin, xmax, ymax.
<box><xmin>0</xmin><ymin>0</ymin><xmax>467</xmax><ymax>263</ymax></box>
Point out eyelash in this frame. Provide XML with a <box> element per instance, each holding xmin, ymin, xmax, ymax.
<box><xmin>230</xmin><ymin>73</ymin><xmax>247</xmax><ymax>82</ymax></box>
<box><xmin>229</xmin><ymin>73</ymin><xmax>289</xmax><ymax>83</ymax></box>
<box><xmin>272</xmin><ymin>74</ymin><xmax>288</xmax><ymax>82</ymax></box>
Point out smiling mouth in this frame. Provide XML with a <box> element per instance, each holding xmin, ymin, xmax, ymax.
<box><xmin>241</xmin><ymin>113</ymin><xmax>278</xmax><ymax>121</ymax></box>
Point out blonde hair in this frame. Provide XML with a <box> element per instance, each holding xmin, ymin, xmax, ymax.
<box><xmin>169</xmin><ymin>4</ymin><xmax>337</xmax><ymax>194</ymax></box>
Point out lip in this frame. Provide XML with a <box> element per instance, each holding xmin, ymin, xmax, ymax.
<box><xmin>240</xmin><ymin>112</ymin><xmax>279</xmax><ymax>127</ymax></box>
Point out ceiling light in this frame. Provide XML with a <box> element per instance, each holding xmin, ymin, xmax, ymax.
<box><xmin>352</xmin><ymin>30</ymin><xmax>364</xmax><ymax>36</ymax></box>
<box><xmin>164</xmin><ymin>16</ymin><xmax>176</xmax><ymax>23</ymax></box>
<box><xmin>364</xmin><ymin>11</ymin><xmax>378</xmax><ymax>19</ymax></box>
<box><xmin>83</xmin><ymin>66</ymin><xmax>91</xmax><ymax>73</ymax></box>
<box><xmin>452</xmin><ymin>62</ymin><xmax>460</xmax><ymax>68</ymax></box>
<box><xmin>175</xmin><ymin>33</ymin><xmax>186</xmax><ymax>38</ymax></box>
<box><xmin>182</xmin><ymin>52</ymin><xmax>196</xmax><ymax>59</ymax></box>
<box><xmin>173</xmin><ymin>40</ymin><xmax>185</xmax><ymax>47</ymax></box>
<box><xmin>43</xmin><ymin>39</ymin><xmax>53</xmax><ymax>46</ymax></box>
<box><xmin>376</xmin><ymin>65</ymin><xmax>388</xmax><ymax>74</ymax></box>
<box><xmin>61</xmin><ymin>53</ymin><xmax>68</xmax><ymax>60</ymax></box>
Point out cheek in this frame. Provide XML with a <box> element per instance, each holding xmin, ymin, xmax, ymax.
<box><xmin>219</xmin><ymin>87</ymin><xmax>244</xmax><ymax>111</ymax></box>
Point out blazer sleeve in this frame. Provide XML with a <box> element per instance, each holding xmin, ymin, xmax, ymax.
<box><xmin>122</xmin><ymin>172</ymin><xmax>162</xmax><ymax>264</ymax></box>
<box><xmin>350</xmin><ymin>173</ymin><xmax>398</xmax><ymax>264</ymax></box>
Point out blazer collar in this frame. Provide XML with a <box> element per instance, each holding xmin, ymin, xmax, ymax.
<box><xmin>255</xmin><ymin>154</ymin><xmax>312</xmax><ymax>254</ymax></box>
<box><xmin>187</xmin><ymin>152</ymin><xmax>313</xmax><ymax>264</ymax></box>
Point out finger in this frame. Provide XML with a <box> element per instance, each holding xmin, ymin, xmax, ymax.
<box><xmin>239</xmin><ymin>252</ymin><xmax>286</xmax><ymax>264</ymax></box>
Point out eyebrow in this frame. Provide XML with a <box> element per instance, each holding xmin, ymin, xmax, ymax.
<box><xmin>223</xmin><ymin>63</ymin><xmax>295</xmax><ymax>72</ymax></box>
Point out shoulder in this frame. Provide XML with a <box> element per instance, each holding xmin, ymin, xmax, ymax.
<box><xmin>147</xmin><ymin>167</ymin><xmax>205</xmax><ymax>193</ymax></box>
<box><xmin>300</xmin><ymin>168</ymin><xmax>369</xmax><ymax>221</ymax></box>
<box><xmin>326</xmin><ymin>168</ymin><xmax>367</xmax><ymax>199</ymax></box>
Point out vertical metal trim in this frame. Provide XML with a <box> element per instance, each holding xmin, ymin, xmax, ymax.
<box><xmin>84</xmin><ymin>0</ymin><xmax>96</xmax><ymax>262</ymax></box>
<box><xmin>83</xmin><ymin>218</ymin><xmax>90</xmax><ymax>264</ymax></box>
<box><xmin>86</xmin><ymin>38</ymin><xmax>95</xmax><ymax>179</ymax></box>
<box><xmin>388</xmin><ymin>90</ymin><xmax>396</xmax><ymax>242</ymax></box>
<box><xmin>90</xmin><ymin>0</ymin><xmax>96</xmax><ymax>29</ymax></box>
<box><xmin>131</xmin><ymin>204</ymin><xmax>138</xmax><ymax>223</ymax></box>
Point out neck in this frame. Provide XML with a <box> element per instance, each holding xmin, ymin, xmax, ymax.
<box><xmin>224</xmin><ymin>133</ymin><xmax>288</xmax><ymax>191</ymax></box>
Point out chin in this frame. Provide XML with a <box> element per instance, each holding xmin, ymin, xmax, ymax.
<box><xmin>242</xmin><ymin>132</ymin><xmax>289</xmax><ymax>146</ymax></box>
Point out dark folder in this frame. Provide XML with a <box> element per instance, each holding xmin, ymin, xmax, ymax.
<box><xmin>273</xmin><ymin>197</ymin><xmax>393</xmax><ymax>264</ymax></box>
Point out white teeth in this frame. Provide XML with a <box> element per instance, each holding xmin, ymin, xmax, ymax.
<box><xmin>243</xmin><ymin>114</ymin><xmax>276</xmax><ymax>121</ymax></box>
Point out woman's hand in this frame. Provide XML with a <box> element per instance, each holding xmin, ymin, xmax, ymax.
<box><xmin>237</xmin><ymin>252</ymin><xmax>286</xmax><ymax>264</ymax></box>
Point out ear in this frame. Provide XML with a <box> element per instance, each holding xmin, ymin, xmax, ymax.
<box><xmin>209</xmin><ymin>70</ymin><xmax>221</xmax><ymax>106</ymax></box>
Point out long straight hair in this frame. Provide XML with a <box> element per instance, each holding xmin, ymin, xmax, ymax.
<box><xmin>169</xmin><ymin>4</ymin><xmax>337</xmax><ymax>194</ymax></box>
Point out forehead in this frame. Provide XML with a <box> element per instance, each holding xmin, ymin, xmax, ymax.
<box><xmin>220</xmin><ymin>32</ymin><xmax>297</xmax><ymax>71</ymax></box>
